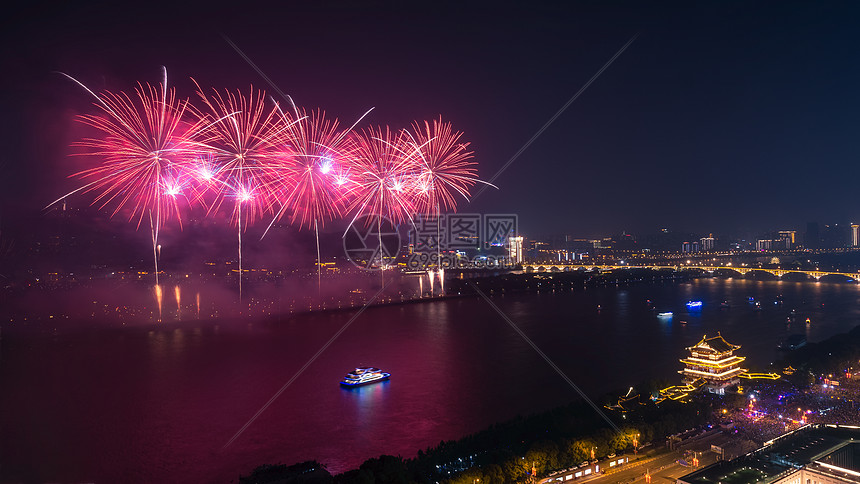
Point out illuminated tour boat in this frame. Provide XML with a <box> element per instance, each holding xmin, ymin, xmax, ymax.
<box><xmin>679</xmin><ymin>333</ymin><xmax>746</xmax><ymax>395</ymax></box>
<box><xmin>340</xmin><ymin>367</ymin><xmax>391</xmax><ymax>387</ymax></box>
<box><xmin>685</xmin><ymin>300</ymin><xmax>703</xmax><ymax>310</ymax></box>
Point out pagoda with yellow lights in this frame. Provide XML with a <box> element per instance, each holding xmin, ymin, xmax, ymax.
<box><xmin>679</xmin><ymin>333</ymin><xmax>746</xmax><ymax>394</ymax></box>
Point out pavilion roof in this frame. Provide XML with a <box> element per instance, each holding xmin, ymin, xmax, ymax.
<box><xmin>687</xmin><ymin>332</ymin><xmax>740</xmax><ymax>353</ymax></box>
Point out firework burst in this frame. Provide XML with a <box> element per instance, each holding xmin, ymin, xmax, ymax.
<box><xmin>60</xmin><ymin>68</ymin><xmax>202</xmax><ymax>227</ymax></box>
<box><xmin>192</xmin><ymin>82</ymin><xmax>293</xmax><ymax>227</ymax></box>
<box><xmin>51</xmin><ymin>68</ymin><xmax>204</xmax><ymax>286</ymax></box>
<box><xmin>407</xmin><ymin>117</ymin><xmax>479</xmax><ymax>216</ymax></box>
<box><xmin>270</xmin><ymin>108</ymin><xmax>353</xmax><ymax>230</ymax></box>
<box><xmin>53</xmin><ymin>69</ymin><xmax>491</xmax><ymax>306</ymax></box>
<box><xmin>345</xmin><ymin>125</ymin><xmax>421</xmax><ymax>226</ymax></box>
<box><xmin>192</xmin><ymin>82</ymin><xmax>296</xmax><ymax>299</ymax></box>
<box><xmin>262</xmin><ymin>106</ymin><xmax>374</xmax><ymax>295</ymax></box>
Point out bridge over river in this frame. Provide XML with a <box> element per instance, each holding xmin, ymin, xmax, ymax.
<box><xmin>521</xmin><ymin>264</ymin><xmax>860</xmax><ymax>281</ymax></box>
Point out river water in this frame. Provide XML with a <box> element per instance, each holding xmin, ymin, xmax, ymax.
<box><xmin>2</xmin><ymin>278</ymin><xmax>859</xmax><ymax>483</ymax></box>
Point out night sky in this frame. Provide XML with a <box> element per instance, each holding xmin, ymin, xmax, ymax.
<box><xmin>3</xmin><ymin>1</ymin><xmax>860</xmax><ymax>238</ymax></box>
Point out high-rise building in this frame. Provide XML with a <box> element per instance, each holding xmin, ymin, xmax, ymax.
<box><xmin>528</xmin><ymin>240</ymin><xmax>550</xmax><ymax>261</ymax></box>
<box><xmin>700</xmin><ymin>235</ymin><xmax>715</xmax><ymax>252</ymax></box>
<box><xmin>756</xmin><ymin>239</ymin><xmax>773</xmax><ymax>251</ymax></box>
<box><xmin>852</xmin><ymin>224</ymin><xmax>859</xmax><ymax>247</ymax></box>
<box><xmin>509</xmin><ymin>236</ymin><xmax>524</xmax><ymax>264</ymax></box>
<box><xmin>681</xmin><ymin>241</ymin><xmax>699</xmax><ymax>253</ymax></box>
<box><xmin>778</xmin><ymin>230</ymin><xmax>796</xmax><ymax>248</ymax></box>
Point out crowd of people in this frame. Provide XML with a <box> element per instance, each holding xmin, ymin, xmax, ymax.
<box><xmin>722</xmin><ymin>370</ymin><xmax>860</xmax><ymax>446</ymax></box>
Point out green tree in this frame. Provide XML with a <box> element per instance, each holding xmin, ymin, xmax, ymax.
<box><xmin>592</xmin><ymin>428</ymin><xmax>614</xmax><ymax>457</ymax></box>
<box><xmin>502</xmin><ymin>457</ymin><xmax>528</xmax><ymax>482</ymax></box>
<box><xmin>526</xmin><ymin>441</ymin><xmax>560</xmax><ymax>474</ymax></box>
<box><xmin>565</xmin><ymin>439</ymin><xmax>593</xmax><ymax>464</ymax></box>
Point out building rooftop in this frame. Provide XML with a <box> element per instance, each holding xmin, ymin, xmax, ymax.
<box><xmin>678</xmin><ymin>425</ymin><xmax>860</xmax><ymax>484</ymax></box>
<box><xmin>815</xmin><ymin>442</ymin><xmax>860</xmax><ymax>476</ymax></box>
<box><xmin>688</xmin><ymin>332</ymin><xmax>741</xmax><ymax>354</ymax></box>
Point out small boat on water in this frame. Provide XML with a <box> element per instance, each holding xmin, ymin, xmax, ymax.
<box><xmin>657</xmin><ymin>312</ymin><xmax>673</xmax><ymax>317</ymax></box>
<box><xmin>720</xmin><ymin>301</ymin><xmax>730</xmax><ymax>309</ymax></box>
<box><xmin>686</xmin><ymin>301</ymin><xmax>703</xmax><ymax>310</ymax></box>
<box><xmin>340</xmin><ymin>367</ymin><xmax>390</xmax><ymax>387</ymax></box>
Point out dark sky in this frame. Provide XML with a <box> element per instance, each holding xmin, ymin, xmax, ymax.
<box><xmin>3</xmin><ymin>0</ymin><xmax>860</xmax><ymax>239</ymax></box>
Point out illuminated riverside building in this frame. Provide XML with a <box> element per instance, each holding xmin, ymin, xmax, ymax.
<box><xmin>682</xmin><ymin>241</ymin><xmax>700</xmax><ymax>253</ymax></box>
<box><xmin>779</xmin><ymin>230</ymin><xmax>797</xmax><ymax>248</ymax></box>
<box><xmin>509</xmin><ymin>236</ymin><xmax>524</xmax><ymax>264</ymax></box>
<box><xmin>679</xmin><ymin>333</ymin><xmax>746</xmax><ymax>394</ymax></box>
<box><xmin>757</xmin><ymin>239</ymin><xmax>773</xmax><ymax>251</ymax></box>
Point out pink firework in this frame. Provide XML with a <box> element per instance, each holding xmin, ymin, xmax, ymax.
<box><xmin>52</xmin><ymin>68</ymin><xmax>203</xmax><ymax>288</ymax></box>
<box><xmin>265</xmin><ymin>106</ymin><xmax>373</xmax><ymax>297</ymax></box>
<box><xmin>192</xmin><ymin>82</ymin><xmax>295</xmax><ymax>300</ymax></box>
<box><xmin>407</xmin><ymin>117</ymin><xmax>478</xmax><ymax>216</ymax></box>
<box><xmin>183</xmin><ymin>152</ymin><xmax>223</xmax><ymax>208</ymax></box>
<box><xmin>270</xmin><ymin>108</ymin><xmax>354</xmax><ymax>230</ymax></box>
<box><xmin>192</xmin><ymin>82</ymin><xmax>292</xmax><ymax>228</ymax></box>
<box><xmin>60</xmin><ymin>69</ymin><xmax>201</xmax><ymax>228</ymax></box>
<box><xmin>344</xmin><ymin>126</ymin><xmax>420</xmax><ymax>226</ymax></box>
